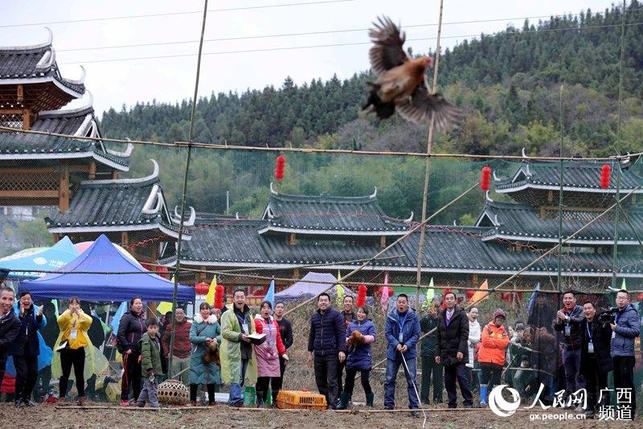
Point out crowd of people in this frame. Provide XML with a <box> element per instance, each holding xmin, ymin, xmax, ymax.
<box><xmin>0</xmin><ymin>285</ymin><xmax>640</xmax><ymax>419</ymax></box>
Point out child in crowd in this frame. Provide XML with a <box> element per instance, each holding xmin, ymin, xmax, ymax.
<box><xmin>137</xmin><ymin>319</ymin><xmax>163</xmax><ymax>408</ymax></box>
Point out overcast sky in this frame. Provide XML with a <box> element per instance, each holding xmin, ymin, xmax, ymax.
<box><xmin>1</xmin><ymin>0</ymin><xmax>619</xmax><ymax>116</ymax></box>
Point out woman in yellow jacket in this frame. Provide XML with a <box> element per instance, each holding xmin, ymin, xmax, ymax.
<box><xmin>477</xmin><ymin>309</ymin><xmax>509</xmax><ymax>407</ymax></box>
<box><xmin>55</xmin><ymin>297</ymin><xmax>93</xmax><ymax>405</ymax></box>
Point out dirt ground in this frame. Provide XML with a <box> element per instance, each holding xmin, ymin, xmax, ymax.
<box><xmin>0</xmin><ymin>403</ymin><xmax>640</xmax><ymax>429</ymax></box>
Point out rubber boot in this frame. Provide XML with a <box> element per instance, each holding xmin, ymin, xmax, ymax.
<box><xmin>366</xmin><ymin>392</ymin><xmax>375</xmax><ymax>407</ymax></box>
<box><xmin>337</xmin><ymin>392</ymin><xmax>351</xmax><ymax>410</ymax></box>
<box><xmin>479</xmin><ymin>384</ymin><xmax>488</xmax><ymax>407</ymax></box>
<box><xmin>207</xmin><ymin>384</ymin><xmax>216</xmax><ymax>406</ymax></box>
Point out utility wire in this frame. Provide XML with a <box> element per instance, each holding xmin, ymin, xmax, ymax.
<box><xmin>55</xmin><ymin>9</ymin><xmax>643</xmax><ymax>53</ymax></box>
<box><xmin>1</xmin><ymin>125</ymin><xmax>641</xmax><ymax>161</ymax></box>
<box><xmin>0</xmin><ymin>0</ymin><xmax>356</xmax><ymax>29</ymax></box>
<box><xmin>61</xmin><ymin>22</ymin><xmax>643</xmax><ymax>65</ymax></box>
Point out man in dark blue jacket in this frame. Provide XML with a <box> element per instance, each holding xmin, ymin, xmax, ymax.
<box><xmin>384</xmin><ymin>294</ymin><xmax>421</xmax><ymax>412</ymax></box>
<box><xmin>307</xmin><ymin>292</ymin><xmax>346</xmax><ymax>409</ymax></box>
<box><xmin>610</xmin><ymin>290</ymin><xmax>640</xmax><ymax>420</ymax></box>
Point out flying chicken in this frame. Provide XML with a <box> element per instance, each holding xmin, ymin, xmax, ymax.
<box><xmin>362</xmin><ymin>16</ymin><xmax>462</xmax><ymax>131</ymax></box>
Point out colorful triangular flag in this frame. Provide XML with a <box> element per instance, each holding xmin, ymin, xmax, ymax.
<box><xmin>206</xmin><ymin>275</ymin><xmax>217</xmax><ymax>306</ymax></box>
<box><xmin>265</xmin><ymin>279</ymin><xmax>275</xmax><ymax>307</ymax></box>
<box><xmin>110</xmin><ymin>301</ymin><xmax>127</xmax><ymax>335</ymax></box>
<box><xmin>422</xmin><ymin>278</ymin><xmax>435</xmax><ymax>311</ymax></box>
<box><xmin>380</xmin><ymin>272</ymin><xmax>391</xmax><ymax>314</ymax></box>
<box><xmin>621</xmin><ymin>278</ymin><xmax>627</xmax><ymax>291</ymax></box>
<box><xmin>470</xmin><ymin>279</ymin><xmax>489</xmax><ymax>303</ymax></box>
<box><xmin>336</xmin><ymin>271</ymin><xmax>345</xmax><ymax>307</ymax></box>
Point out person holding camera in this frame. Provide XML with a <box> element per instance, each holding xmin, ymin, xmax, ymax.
<box><xmin>580</xmin><ymin>301</ymin><xmax>612</xmax><ymax>418</ymax></box>
<box><xmin>610</xmin><ymin>290</ymin><xmax>640</xmax><ymax>419</ymax></box>
<box><xmin>436</xmin><ymin>292</ymin><xmax>473</xmax><ymax>408</ymax></box>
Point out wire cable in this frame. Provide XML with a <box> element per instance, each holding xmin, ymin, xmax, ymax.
<box><xmin>61</xmin><ymin>22</ymin><xmax>643</xmax><ymax>65</ymax></box>
<box><xmin>1</xmin><ymin>125</ymin><xmax>640</xmax><ymax>161</ymax></box>
<box><xmin>0</xmin><ymin>0</ymin><xmax>357</xmax><ymax>29</ymax></box>
<box><xmin>54</xmin><ymin>9</ymin><xmax>643</xmax><ymax>53</ymax></box>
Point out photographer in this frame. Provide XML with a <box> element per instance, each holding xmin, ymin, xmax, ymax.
<box><xmin>580</xmin><ymin>302</ymin><xmax>612</xmax><ymax>418</ymax></box>
<box><xmin>610</xmin><ymin>290</ymin><xmax>640</xmax><ymax>420</ymax></box>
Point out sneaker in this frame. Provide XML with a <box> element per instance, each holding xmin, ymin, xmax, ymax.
<box><xmin>25</xmin><ymin>400</ymin><xmax>36</xmax><ymax>407</ymax></box>
<box><xmin>15</xmin><ymin>400</ymin><xmax>22</xmax><ymax>408</ymax></box>
<box><xmin>120</xmin><ymin>400</ymin><xmax>129</xmax><ymax>407</ymax></box>
<box><xmin>410</xmin><ymin>410</ymin><xmax>420</xmax><ymax>418</ymax></box>
<box><xmin>77</xmin><ymin>397</ymin><xmax>87</xmax><ymax>407</ymax></box>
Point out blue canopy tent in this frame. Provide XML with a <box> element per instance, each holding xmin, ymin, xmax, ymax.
<box><xmin>0</xmin><ymin>236</ymin><xmax>79</xmax><ymax>279</ymax></box>
<box><xmin>21</xmin><ymin>234</ymin><xmax>194</xmax><ymax>303</ymax></box>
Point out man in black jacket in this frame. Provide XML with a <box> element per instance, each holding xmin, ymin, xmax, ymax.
<box><xmin>274</xmin><ymin>301</ymin><xmax>293</xmax><ymax>393</ymax></box>
<box><xmin>0</xmin><ymin>287</ymin><xmax>21</xmax><ymax>385</ymax></box>
<box><xmin>436</xmin><ymin>292</ymin><xmax>472</xmax><ymax>408</ymax></box>
<box><xmin>420</xmin><ymin>302</ymin><xmax>443</xmax><ymax>404</ymax></box>
<box><xmin>579</xmin><ymin>301</ymin><xmax>612</xmax><ymax>418</ymax></box>
<box><xmin>307</xmin><ymin>293</ymin><xmax>346</xmax><ymax>409</ymax></box>
<box><xmin>554</xmin><ymin>290</ymin><xmax>585</xmax><ymax>399</ymax></box>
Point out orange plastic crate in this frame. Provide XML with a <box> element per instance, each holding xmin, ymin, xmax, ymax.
<box><xmin>276</xmin><ymin>390</ymin><xmax>327</xmax><ymax>410</ymax></box>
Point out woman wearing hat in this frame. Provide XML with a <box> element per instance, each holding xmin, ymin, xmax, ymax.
<box><xmin>477</xmin><ymin>309</ymin><xmax>509</xmax><ymax>407</ymax></box>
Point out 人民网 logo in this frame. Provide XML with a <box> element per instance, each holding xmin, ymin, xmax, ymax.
<box><xmin>489</xmin><ymin>384</ymin><xmax>521</xmax><ymax>417</ymax></box>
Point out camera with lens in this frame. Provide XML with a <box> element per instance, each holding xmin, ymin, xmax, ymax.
<box><xmin>598</xmin><ymin>307</ymin><xmax>618</xmax><ymax>326</ymax></box>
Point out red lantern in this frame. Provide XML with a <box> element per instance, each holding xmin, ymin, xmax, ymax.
<box><xmin>195</xmin><ymin>282</ymin><xmax>209</xmax><ymax>295</ymax></box>
<box><xmin>356</xmin><ymin>284</ymin><xmax>367</xmax><ymax>307</ymax></box>
<box><xmin>600</xmin><ymin>164</ymin><xmax>611</xmax><ymax>189</ymax></box>
<box><xmin>465</xmin><ymin>289</ymin><xmax>475</xmax><ymax>300</ymax></box>
<box><xmin>275</xmin><ymin>155</ymin><xmax>286</xmax><ymax>181</ymax></box>
<box><xmin>215</xmin><ymin>285</ymin><xmax>225</xmax><ymax>309</ymax></box>
<box><xmin>480</xmin><ymin>166</ymin><xmax>492</xmax><ymax>192</ymax></box>
<box><xmin>501</xmin><ymin>292</ymin><xmax>512</xmax><ymax>303</ymax></box>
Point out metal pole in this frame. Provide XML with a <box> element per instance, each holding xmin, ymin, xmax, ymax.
<box><xmin>415</xmin><ymin>0</ymin><xmax>444</xmax><ymax>309</ymax></box>
<box><xmin>611</xmin><ymin>163</ymin><xmax>621</xmax><ymax>289</ymax></box>
<box><xmin>556</xmin><ymin>85</ymin><xmax>564</xmax><ymax>293</ymax></box>
<box><xmin>168</xmin><ymin>0</ymin><xmax>209</xmax><ymax>377</ymax></box>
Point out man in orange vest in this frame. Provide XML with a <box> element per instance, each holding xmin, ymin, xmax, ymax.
<box><xmin>478</xmin><ymin>309</ymin><xmax>510</xmax><ymax>406</ymax></box>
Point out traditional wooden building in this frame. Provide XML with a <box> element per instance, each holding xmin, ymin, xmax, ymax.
<box><xmin>0</xmin><ymin>32</ymin><xmax>187</xmax><ymax>264</ymax></box>
<box><xmin>167</xmin><ymin>162</ymin><xmax>642</xmax><ymax>292</ymax></box>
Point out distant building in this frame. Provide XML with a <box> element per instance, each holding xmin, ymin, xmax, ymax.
<box><xmin>167</xmin><ymin>162</ymin><xmax>642</xmax><ymax>294</ymax></box>
<box><xmin>0</xmin><ymin>30</ymin><xmax>188</xmax><ymax>265</ymax></box>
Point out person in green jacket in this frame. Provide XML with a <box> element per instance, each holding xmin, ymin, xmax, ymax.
<box><xmin>137</xmin><ymin>319</ymin><xmax>163</xmax><ymax>408</ymax></box>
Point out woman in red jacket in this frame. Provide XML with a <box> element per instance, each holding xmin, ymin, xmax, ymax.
<box><xmin>477</xmin><ymin>309</ymin><xmax>509</xmax><ymax>407</ymax></box>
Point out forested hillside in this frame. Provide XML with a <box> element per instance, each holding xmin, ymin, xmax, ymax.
<box><xmin>99</xmin><ymin>2</ymin><xmax>642</xmax><ymax>221</ymax></box>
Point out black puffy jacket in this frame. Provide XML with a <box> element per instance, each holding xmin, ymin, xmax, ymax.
<box><xmin>308</xmin><ymin>308</ymin><xmax>346</xmax><ymax>356</ymax></box>
<box><xmin>116</xmin><ymin>310</ymin><xmax>146</xmax><ymax>354</ymax></box>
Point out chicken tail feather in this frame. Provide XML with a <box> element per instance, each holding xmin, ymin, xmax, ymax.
<box><xmin>362</xmin><ymin>85</ymin><xmax>396</xmax><ymax>119</ymax></box>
